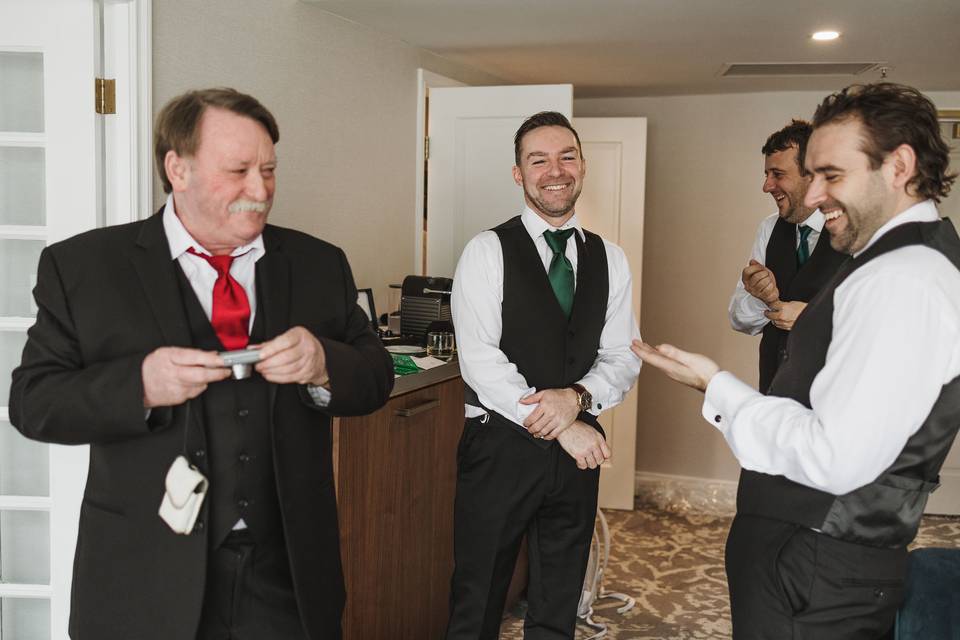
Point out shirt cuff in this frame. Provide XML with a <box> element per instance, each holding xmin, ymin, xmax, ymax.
<box><xmin>701</xmin><ymin>371</ymin><xmax>758</xmax><ymax>433</ymax></box>
<box><xmin>514</xmin><ymin>391</ymin><xmax>537</xmax><ymax>425</ymax></box>
<box><xmin>306</xmin><ymin>384</ymin><xmax>332</xmax><ymax>407</ymax></box>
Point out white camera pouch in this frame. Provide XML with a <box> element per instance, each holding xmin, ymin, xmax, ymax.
<box><xmin>158</xmin><ymin>455</ymin><xmax>208</xmax><ymax>535</ymax></box>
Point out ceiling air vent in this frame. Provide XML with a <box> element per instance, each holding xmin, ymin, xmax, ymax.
<box><xmin>720</xmin><ymin>62</ymin><xmax>883</xmax><ymax>77</ymax></box>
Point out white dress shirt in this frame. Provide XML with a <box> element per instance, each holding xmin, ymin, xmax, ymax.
<box><xmin>452</xmin><ymin>207</ymin><xmax>641</xmax><ymax>425</ymax></box>
<box><xmin>729</xmin><ymin>209</ymin><xmax>826</xmax><ymax>335</ymax></box>
<box><xmin>705</xmin><ymin>200</ymin><xmax>960</xmax><ymax>495</ymax></box>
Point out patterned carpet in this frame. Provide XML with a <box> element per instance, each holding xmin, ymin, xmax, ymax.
<box><xmin>500</xmin><ymin>500</ymin><xmax>960</xmax><ymax>639</ymax></box>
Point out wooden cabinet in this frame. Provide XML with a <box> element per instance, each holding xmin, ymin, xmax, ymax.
<box><xmin>333</xmin><ymin>366</ymin><xmax>464</xmax><ymax>639</ymax></box>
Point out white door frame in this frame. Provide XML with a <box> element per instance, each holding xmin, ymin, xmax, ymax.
<box><xmin>98</xmin><ymin>0</ymin><xmax>153</xmax><ymax>226</ymax></box>
<box><xmin>413</xmin><ymin>69</ymin><xmax>465</xmax><ymax>276</ymax></box>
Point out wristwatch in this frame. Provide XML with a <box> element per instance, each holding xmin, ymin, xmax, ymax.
<box><xmin>570</xmin><ymin>383</ymin><xmax>593</xmax><ymax>412</ymax></box>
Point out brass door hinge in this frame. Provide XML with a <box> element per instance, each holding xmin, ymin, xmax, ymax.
<box><xmin>95</xmin><ymin>78</ymin><xmax>116</xmax><ymax>114</ymax></box>
<box><xmin>424</xmin><ymin>136</ymin><xmax>430</xmax><ymax>160</ymax></box>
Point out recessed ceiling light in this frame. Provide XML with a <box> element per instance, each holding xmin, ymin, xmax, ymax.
<box><xmin>812</xmin><ymin>31</ymin><xmax>841</xmax><ymax>41</ymax></box>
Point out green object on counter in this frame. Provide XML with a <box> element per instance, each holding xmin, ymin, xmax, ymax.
<box><xmin>392</xmin><ymin>353</ymin><xmax>420</xmax><ymax>376</ymax></box>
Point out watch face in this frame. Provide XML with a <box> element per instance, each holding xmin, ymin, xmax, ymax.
<box><xmin>581</xmin><ymin>391</ymin><xmax>592</xmax><ymax>409</ymax></box>
<box><xmin>571</xmin><ymin>385</ymin><xmax>591</xmax><ymax>410</ymax></box>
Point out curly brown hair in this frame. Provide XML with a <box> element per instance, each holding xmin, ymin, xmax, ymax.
<box><xmin>761</xmin><ymin>119</ymin><xmax>813</xmax><ymax>175</ymax></box>
<box><xmin>812</xmin><ymin>83</ymin><xmax>955</xmax><ymax>202</ymax></box>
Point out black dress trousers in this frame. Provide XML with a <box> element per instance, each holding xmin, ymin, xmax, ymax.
<box><xmin>195</xmin><ymin>529</ymin><xmax>308</xmax><ymax>640</ymax></box>
<box><xmin>725</xmin><ymin>514</ymin><xmax>908</xmax><ymax>640</ymax></box>
<box><xmin>445</xmin><ymin>414</ymin><xmax>600</xmax><ymax>640</ymax></box>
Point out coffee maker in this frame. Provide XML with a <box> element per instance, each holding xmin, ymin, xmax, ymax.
<box><xmin>399</xmin><ymin>275</ymin><xmax>452</xmax><ymax>341</ymax></box>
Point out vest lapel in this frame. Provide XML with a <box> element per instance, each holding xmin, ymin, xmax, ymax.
<box><xmin>765</xmin><ymin>218</ymin><xmax>798</xmax><ymax>289</ymax></box>
<box><xmin>785</xmin><ymin>226</ymin><xmax>849</xmax><ymax>300</ymax></box>
<box><xmin>806</xmin><ymin>226</ymin><xmax>833</xmax><ymax>261</ymax></box>
<box><xmin>568</xmin><ymin>232</ymin><xmax>592</xmax><ymax>329</ymax></box>
<box><xmin>514</xmin><ymin>225</ymin><xmax>571</xmax><ymax>322</ymax></box>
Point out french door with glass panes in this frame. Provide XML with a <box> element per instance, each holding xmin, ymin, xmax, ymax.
<box><xmin>0</xmin><ymin>1</ymin><xmax>98</xmax><ymax>638</ymax></box>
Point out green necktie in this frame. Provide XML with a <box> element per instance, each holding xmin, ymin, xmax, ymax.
<box><xmin>544</xmin><ymin>228</ymin><xmax>575</xmax><ymax>319</ymax></box>
<box><xmin>797</xmin><ymin>225</ymin><xmax>812</xmax><ymax>267</ymax></box>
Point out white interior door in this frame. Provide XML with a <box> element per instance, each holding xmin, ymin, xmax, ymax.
<box><xmin>425</xmin><ymin>84</ymin><xmax>572</xmax><ymax>277</ymax></box>
<box><xmin>575</xmin><ymin>118</ymin><xmax>647</xmax><ymax>510</ymax></box>
<box><xmin>925</xmin><ymin>114</ymin><xmax>960</xmax><ymax>516</ymax></box>
<box><xmin>0</xmin><ymin>1</ymin><xmax>97</xmax><ymax>638</ymax></box>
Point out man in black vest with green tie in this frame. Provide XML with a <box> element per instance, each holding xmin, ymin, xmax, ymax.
<box><xmin>446</xmin><ymin>112</ymin><xmax>641</xmax><ymax>639</ymax></box>
<box><xmin>730</xmin><ymin>120</ymin><xmax>846</xmax><ymax>392</ymax></box>
<box><xmin>634</xmin><ymin>83</ymin><xmax>960</xmax><ymax>639</ymax></box>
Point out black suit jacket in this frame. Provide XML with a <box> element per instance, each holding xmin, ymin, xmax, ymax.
<box><xmin>9</xmin><ymin>212</ymin><xmax>394</xmax><ymax>639</ymax></box>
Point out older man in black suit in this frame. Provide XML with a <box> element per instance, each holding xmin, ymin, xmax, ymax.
<box><xmin>10</xmin><ymin>88</ymin><xmax>393</xmax><ymax>640</ymax></box>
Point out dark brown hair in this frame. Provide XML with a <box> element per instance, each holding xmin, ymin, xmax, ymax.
<box><xmin>813</xmin><ymin>83</ymin><xmax>955</xmax><ymax>202</ymax></box>
<box><xmin>154</xmin><ymin>88</ymin><xmax>280</xmax><ymax>194</ymax></box>
<box><xmin>513</xmin><ymin>111</ymin><xmax>583</xmax><ymax>165</ymax></box>
<box><xmin>761</xmin><ymin>119</ymin><xmax>813</xmax><ymax>175</ymax></box>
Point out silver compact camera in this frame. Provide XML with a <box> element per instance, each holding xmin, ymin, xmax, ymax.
<box><xmin>218</xmin><ymin>348</ymin><xmax>261</xmax><ymax>380</ymax></box>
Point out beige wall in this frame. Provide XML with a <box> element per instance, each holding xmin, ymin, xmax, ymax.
<box><xmin>152</xmin><ymin>6</ymin><xmax>960</xmax><ymax>483</ymax></box>
<box><xmin>152</xmin><ymin>0</ymin><xmax>503</xmax><ymax>314</ymax></box>
<box><xmin>575</xmin><ymin>90</ymin><xmax>960</xmax><ymax>483</ymax></box>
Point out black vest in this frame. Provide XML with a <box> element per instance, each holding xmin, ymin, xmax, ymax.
<box><xmin>759</xmin><ymin>218</ymin><xmax>846</xmax><ymax>393</ymax></box>
<box><xmin>175</xmin><ymin>268</ymin><xmax>282</xmax><ymax>548</ymax></box>
<box><xmin>739</xmin><ymin>219</ymin><xmax>960</xmax><ymax>548</ymax></box>
<box><xmin>463</xmin><ymin>216</ymin><xmax>609</xmax><ymax>447</ymax></box>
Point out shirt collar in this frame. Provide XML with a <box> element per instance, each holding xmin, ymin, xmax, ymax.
<box><xmin>520</xmin><ymin>206</ymin><xmax>586</xmax><ymax>244</ymax></box>
<box><xmin>800</xmin><ymin>209</ymin><xmax>825</xmax><ymax>233</ymax></box>
<box><xmin>853</xmin><ymin>200</ymin><xmax>939</xmax><ymax>258</ymax></box>
<box><xmin>161</xmin><ymin>194</ymin><xmax>265</xmax><ymax>260</ymax></box>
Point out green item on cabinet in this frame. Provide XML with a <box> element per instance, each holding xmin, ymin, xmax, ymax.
<box><xmin>392</xmin><ymin>353</ymin><xmax>420</xmax><ymax>376</ymax></box>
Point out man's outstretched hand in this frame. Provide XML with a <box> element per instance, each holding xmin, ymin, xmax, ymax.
<box><xmin>630</xmin><ymin>341</ymin><xmax>719</xmax><ymax>392</ymax></box>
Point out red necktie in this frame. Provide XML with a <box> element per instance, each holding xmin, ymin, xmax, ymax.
<box><xmin>187</xmin><ymin>247</ymin><xmax>250</xmax><ymax>350</ymax></box>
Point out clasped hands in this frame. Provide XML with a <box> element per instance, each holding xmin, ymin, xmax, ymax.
<box><xmin>520</xmin><ymin>388</ymin><xmax>610</xmax><ymax>470</ymax></box>
<box><xmin>741</xmin><ymin>259</ymin><xmax>806</xmax><ymax>331</ymax></box>
<box><xmin>142</xmin><ymin>326</ymin><xmax>327</xmax><ymax>408</ymax></box>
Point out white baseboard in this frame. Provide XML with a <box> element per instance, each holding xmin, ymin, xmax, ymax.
<box><xmin>924</xmin><ymin>468</ymin><xmax>960</xmax><ymax>516</ymax></box>
<box><xmin>634</xmin><ymin>471</ymin><xmax>737</xmax><ymax>517</ymax></box>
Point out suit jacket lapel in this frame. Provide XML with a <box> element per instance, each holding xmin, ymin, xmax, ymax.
<box><xmin>257</xmin><ymin>226</ymin><xmax>291</xmax><ymax>343</ymax></box>
<box><xmin>130</xmin><ymin>211</ymin><xmax>193</xmax><ymax>347</ymax></box>
<box><xmin>257</xmin><ymin>226</ymin><xmax>291</xmax><ymax>410</ymax></box>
